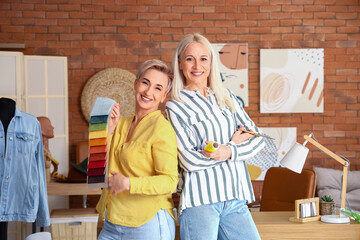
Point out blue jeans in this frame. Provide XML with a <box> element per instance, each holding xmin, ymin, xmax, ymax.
<box><xmin>179</xmin><ymin>199</ymin><xmax>261</xmax><ymax>240</ymax></box>
<box><xmin>98</xmin><ymin>209</ymin><xmax>175</xmax><ymax>240</ymax></box>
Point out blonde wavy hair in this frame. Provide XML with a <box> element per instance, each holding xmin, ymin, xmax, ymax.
<box><xmin>171</xmin><ymin>33</ymin><xmax>235</xmax><ymax>111</ymax></box>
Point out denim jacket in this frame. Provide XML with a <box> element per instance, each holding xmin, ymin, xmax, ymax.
<box><xmin>0</xmin><ymin>107</ymin><xmax>50</xmax><ymax>226</ymax></box>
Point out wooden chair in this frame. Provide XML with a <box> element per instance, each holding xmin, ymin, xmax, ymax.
<box><xmin>260</xmin><ymin>167</ymin><xmax>317</xmax><ymax>211</ymax></box>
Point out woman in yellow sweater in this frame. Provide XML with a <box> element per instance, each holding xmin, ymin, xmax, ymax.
<box><xmin>97</xmin><ymin>59</ymin><xmax>178</xmax><ymax>240</ymax></box>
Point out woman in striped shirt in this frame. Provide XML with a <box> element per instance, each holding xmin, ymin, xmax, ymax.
<box><xmin>166</xmin><ymin>33</ymin><xmax>265</xmax><ymax>240</ymax></box>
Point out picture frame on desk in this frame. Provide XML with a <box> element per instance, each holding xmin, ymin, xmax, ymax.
<box><xmin>289</xmin><ymin>197</ymin><xmax>321</xmax><ymax>223</ymax></box>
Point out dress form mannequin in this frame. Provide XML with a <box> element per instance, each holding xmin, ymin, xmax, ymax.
<box><xmin>36</xmin><ymin>116</ymin><xmax>54</xmax><ymax>182</ymax></box>
<box><xmin>0</xmin><ymin>98</ymin><xmax>16</xmax><ymax>240</ymax></box>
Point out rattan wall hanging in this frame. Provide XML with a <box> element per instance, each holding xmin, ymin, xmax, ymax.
<box><xmin>81</xmin><ymin>68</ymin><xmax>136</xmax><ymax>122</ymax></box>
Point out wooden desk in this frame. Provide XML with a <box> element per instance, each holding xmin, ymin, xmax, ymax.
<box><xmin>47</xmin><ymin>181</ymin><xmax>102</xmax><ymax>196</ymax></box>
<box><xmin>251</xmin><ymin>212</ymin><xmax>360</xmax><ymax>240</ymax></box>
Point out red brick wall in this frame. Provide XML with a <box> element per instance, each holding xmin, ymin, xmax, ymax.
<box><xmin>1</xmin><ymin>0</ymin><xmax>359</xmax><ymax>200</ymax></box>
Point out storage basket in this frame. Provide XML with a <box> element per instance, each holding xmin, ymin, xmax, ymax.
<box><xmin>50</xmin><ymin>208</ymin><xmax>98</xmax><ymax>240</ymax></box>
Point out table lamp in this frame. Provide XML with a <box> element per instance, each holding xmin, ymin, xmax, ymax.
<box><xmin>280</xmin><ymin>133</ymin><xmax>350</xmax><ymax>224</ymax></box>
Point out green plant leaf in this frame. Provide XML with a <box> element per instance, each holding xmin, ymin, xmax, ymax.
<box><xmin>341</xmin><ymin>209</ymin><xmax>360</xmax><ymax>223</ymax></box>
<box><xmin>340</xmin><ymin>210</ymin><xmax>352</xmax><ymax>218</ymax></box>
<box><xmin>352</xmin><ymin>211</ymin><xmax>360</xmax><ymax>221</ymax></box>
<box><xmin>320</xmin><ymin>195</ymin><xmax>333</xmax><ymax>202</ymax></box>
<box><xmin>347</xmin><ymin>207</ymin><xmax>355</xmax><ymax>214</ymax></box>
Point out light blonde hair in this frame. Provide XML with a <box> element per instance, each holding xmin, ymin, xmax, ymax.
<box><xmin>136</xmin><ymin>59</ymin><xmax>173</xmax><ymax>93</ymax></box>
<box><xmin>171</xmin><ymin>33</ymin><xmax>235</xmax><ymax>111</ymax></box>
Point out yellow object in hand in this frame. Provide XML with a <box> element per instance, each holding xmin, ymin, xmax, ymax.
<box><xmin>205</xmin><ymin>142</ymin><xmax>219</xmax><ymax>152</ymax></box>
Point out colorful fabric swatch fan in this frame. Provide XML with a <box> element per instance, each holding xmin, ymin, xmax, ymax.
<box><xmin>87</xmin><ymin>97</ymin><xmax>116</xmax><ymax>188</ymax></box>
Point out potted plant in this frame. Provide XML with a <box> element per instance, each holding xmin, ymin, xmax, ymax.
<box><xmin>320</xmin><ymin>195</ymin><xmax>335</xmax><ymax>215</ymax></box>
<box><xmin>340</xmin><ymin>207</ymin><xmax>360</xmax><ymax>223</ymax></box>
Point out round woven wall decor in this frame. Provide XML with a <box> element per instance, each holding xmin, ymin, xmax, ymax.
<box><xmin>81</xmin><ymin>68</ymin><xmax>136</xmax><ymax>122</ymax></box>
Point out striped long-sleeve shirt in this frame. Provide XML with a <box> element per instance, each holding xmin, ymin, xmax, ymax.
<box><xmin>166</xmin><ymin>89</ymin><xmax>265</xmax><ymax>214</ymax></box>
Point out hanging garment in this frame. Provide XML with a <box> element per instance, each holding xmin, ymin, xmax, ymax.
<box><xmin>0</xmin><ymin>107</ymin><xmax>50</xmax><ymax>226</ymax></box>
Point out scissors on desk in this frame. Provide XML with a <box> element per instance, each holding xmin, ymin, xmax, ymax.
<box><xmin>239</xmin><ymin>128</ymin><xmax>275</xmax><ymax>140</ymax></box>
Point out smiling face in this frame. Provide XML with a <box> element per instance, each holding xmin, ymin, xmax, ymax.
<box><xmin>179</xmin><ymin>42</ymin><xmax>211</xmax><ymax>91</ymax></box>
<box><xmin>134</xmin><ymin>68</ymin><xmax>168</xmax><ymax>114</ymax></box>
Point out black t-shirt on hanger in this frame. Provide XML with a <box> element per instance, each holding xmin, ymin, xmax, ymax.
<box><xmin>0</xmin><ymin>97</ymin><xmax>16</xmax><ymax>138</ymax></box>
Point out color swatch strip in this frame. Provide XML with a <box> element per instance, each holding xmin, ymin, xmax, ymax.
<box><xmin>87</xmin><ymin>97</ymin><xmax>116</xmax><ymax>189</ymax></box>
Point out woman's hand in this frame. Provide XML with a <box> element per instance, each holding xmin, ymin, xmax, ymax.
<box><xmin>201</xmin><ymin>141</ymin><xmax>232</xmax><ymax>161</ymax></box>
<box><xmin>231</xmin><ymin>127</ymin><xmax>254</xmax><ymax>144</ymax></box>
<box><xmin>108</xmin><ymin>103</ymin><xmax>120</xmax><ymax>135</ymax></box>
<box><xmin>108</xmin><ymin>170</ymin><xmax>130</xmax><ymax>195</ymax></box>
